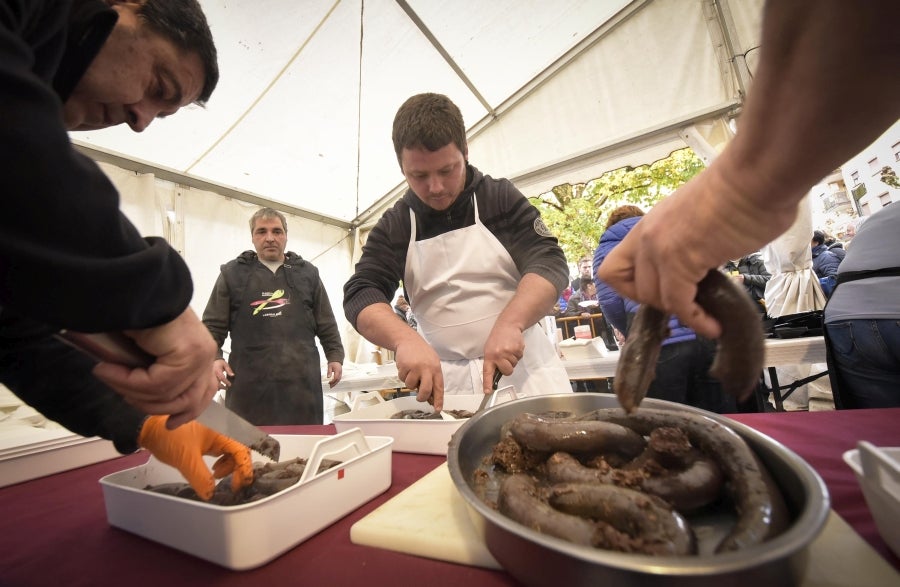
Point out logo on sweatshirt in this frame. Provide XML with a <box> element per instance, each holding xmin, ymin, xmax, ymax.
<box><xmin>251</xmin><ymin>289</ymin><xmax>289</xmax><ymax>315</ymax></box>
<box><xmin>533</xmin><ymin>217</ymin><xmax>553</xmax><ymax>237</ymax></box>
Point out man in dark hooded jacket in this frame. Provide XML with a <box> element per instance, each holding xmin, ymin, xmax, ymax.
<box><xmin>0</xmin><ymin>1</ymin><xmax>254</xmax><ymax>501</ymax></box>
<box><xmin>723</xmin><ymin>253</ymin><xmax>771</xmax><ymax>315</ymax></box>
<box><xmin>203</xmin><ymin>208</ymin><xmax>345</xmax><ymax>425</ymax></box>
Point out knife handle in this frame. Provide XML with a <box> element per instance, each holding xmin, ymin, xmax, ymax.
<box><xmin>56</xmin><ymin>330</ymin><xmax>155</xmax><ymax>368</ymax></box>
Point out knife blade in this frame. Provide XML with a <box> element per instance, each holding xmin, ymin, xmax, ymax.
<box><xmin>56</xmin><ymin>330</ymin><xmax>281</xmax><ymax>461</ymax></box>
<box><xmin>477</xmin><ymin>369</ymin><xmax>504</xmax><ymax>412</ymax></box>
<box><xmin>196</xmin><ymin>400</ymin><xmax>280</xmax><ymax>461</ymax></box>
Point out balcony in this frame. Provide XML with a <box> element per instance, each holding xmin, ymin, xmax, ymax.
<box><xmin>822</xmin><ymin>189</ymin><xmax>853</xmax><ymax>213</ymax></box>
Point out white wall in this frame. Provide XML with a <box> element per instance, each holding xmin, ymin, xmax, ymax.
<box><xmin>840</xmin><ymin>119</ymin><xmax>900</xmax><ymax>216</ymax></box>
<box><xmin>101</xmin><ymin>162</ymin><xmax>359</xmax><ymax>363</ymax></box>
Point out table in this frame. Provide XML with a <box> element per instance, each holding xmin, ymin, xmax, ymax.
<box><xmin>562</xmin><ymin>336</ymin><xmax>827</xmax><ymax>380</ymax></box>
<box><xmin>326</xmin><ymin>337</ymin><xmax>827</xmax><ymax>389</ymax></box>
<box><xmin>0</xmin><ymin>408</ymin><xmax>896</xmax><ymax>586</ymax></box>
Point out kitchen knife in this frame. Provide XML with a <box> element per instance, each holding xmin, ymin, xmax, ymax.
<box><xmin>477</xmin><ymin>369</ymin><xmax>504</xmax><ymax>412</ymax></box>
<box><xmin>56</xmin><ymin>330</ymin><xmax>281</xmax><ymax>461</ymax></box>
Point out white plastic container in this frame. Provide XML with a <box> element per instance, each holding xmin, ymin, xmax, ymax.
<box><xmin>333</xmin><ymin>391</ymin><xmax>509</xmax><ymax>455</ymax></box>
<box><xmin>558</xmin><ymin>336</ymin><xmax>609</xmax><ymax>361</ymax></box>
<box><xmin>573</xmin><ymin>325</ymin><xmax>592</xmax><ymax>339</ymax></box>
<box><xmin>99</xmin><ymin>428</ymin><xmax>393</xmax><ymax>570</ymax></box>
<box><xmin>843</xmin><ymin>442</ymin><xmax>900</xmax><ymax>559</ymax></box>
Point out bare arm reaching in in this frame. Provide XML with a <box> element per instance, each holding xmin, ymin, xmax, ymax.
<box><xmin>598</xmin><ymin>0</ymin><xmax>900</xmax><ymax>338</ymax></box>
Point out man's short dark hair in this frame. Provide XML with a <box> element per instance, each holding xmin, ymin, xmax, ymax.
<box><xmin>812</xmin><ymin>230</ymin><xmax>825</xmax><ymax>245</ymax></box>
<box><xmin>250</xmin><ymin>207</ymin><xmax>288</xmax><ymax>233</ymax></box>
<box><xmin>392</xmin><ymin>93</ymin><xmax>467</xmax><ymax>167</ymax></box>
<box><xmin>137</xmin><ymin>0</ymin><xmax>219</xmax><ymax>104</ymax></box>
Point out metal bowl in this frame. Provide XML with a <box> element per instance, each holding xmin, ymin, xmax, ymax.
<box><xmin>447</xmin><ymin>394</ymin><xmax>829</xmax><ymax>587</ymax></box>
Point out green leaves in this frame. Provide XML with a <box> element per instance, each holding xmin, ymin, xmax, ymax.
<box><xmin>530</xmin><ymin>148</ymin><xmax>705</xmax><ymax>263</ymax></box>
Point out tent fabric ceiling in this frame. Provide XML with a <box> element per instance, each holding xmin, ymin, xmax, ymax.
<box><xmin>72</xmin><ymin>0</ymin><xmax>763</xmax><ymax>228</ymax></box>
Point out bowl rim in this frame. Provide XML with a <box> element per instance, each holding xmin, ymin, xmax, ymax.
<box><xmin>448</xmin><ymin>394</ymin><xmax>831</xmax><ymax>575</ymax></box>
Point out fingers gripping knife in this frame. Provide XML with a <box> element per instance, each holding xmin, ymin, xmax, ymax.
<box><xmin>56</xmin><ymin>330</ymin><xmax>281</xmax><ymax>461</ymax></box>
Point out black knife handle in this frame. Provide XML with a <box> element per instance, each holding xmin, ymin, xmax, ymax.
<box><xmin>56</xmin><ymin>330</ymin><xmax>155</xmax><ymax>368</ymax></box>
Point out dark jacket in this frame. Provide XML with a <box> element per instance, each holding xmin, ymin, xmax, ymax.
<box><xmin>592</xmin><ymin>217</ymin><xmax>695</xmax><ymax>345</ymax></box>
<box><xmin>343</xmin><ymin>165</ymin><xmax>568</xmax><ymax>327</ymax></box>
<box><xmin>812</xmin><ymin>244</ymin><xmax>841</xmax><ymax>278</ymax></box>
<box><xmin>0</xmin><ymin>0</ymin><xmax>187</xmax><ymax>454</ymax></box>
<box><xmin>827</xmin><ymin>242</ymin><xmax>846</xmax><ymax>261</ymax></box>
<box><xmin>723</xmin><ymin>253</ymin><xmax>771</xmax><ymax>303</ymax></box>
<box><xmin>563</xmin><ymin>289</ymin><xmax>598</xmax><ymax>316</ymax></box>
<box><xmin>203</xmin><ymin>251</ymin><xmax>345</xmax><ymax>425</ymax></box>
<box><xmin>0</xmin><ymin>0</ymin><xmax>193</xmax><ymax>333</ymax></box>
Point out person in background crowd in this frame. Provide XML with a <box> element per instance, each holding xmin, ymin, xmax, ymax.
<box><xmin>594</xmin><ymin>205</ymin><xmax>736</xmax><ymax>413</ymax></box>
<box><xmin>0</xmin><ymin>0</ymin><xmax>250</xmax><ymax>500</ymax></box>
<box><xmin>343</xmin><ymin>93</ymin><xmax>572</xmax><ymax>410</ymax></box>
<box><xmin>723</xmin><ymin>252</ymin><xmax>771</xmax><ymax>315</ymax></box>
<box><xmin>824</xmin><ymin>235</ymin><xmax>846</xmax><ymax>261</ymax></box>
<box><xmin>812</xmin><ymin>229</ymin><xmax>841</xmax><ymax>297</ymax></box>
<box><xmin>842</xmin><ymin>218</ymin><xmax>866</xmax><ymax>250</ymax></box>
<box><xmin>203</xmin><ymin>208</ymin><xmax>345</xmax><ymax>425</ymax></box>
<box><xmin>824</xmin><ymin>203</ymin><xmax>900</xmax><ymax>408</ymax></box>
<box><xmin>555</xmin><ymin>285</ymin><xmax>573</xmax><ymax>315</ymax></box>
<box><xmin>564</xmin><ymin>278</ymin><xmax>599</xmax><ymax>317</ymax></box>
<box><xmin>571</xmin><ymin>257</ymin><xmax>593</xmax><ymax>292</ymax></box>
<box><xmin>597</xmin><ymin>0</ymin><xmax>899</xmax><ymax>339</ymax></box>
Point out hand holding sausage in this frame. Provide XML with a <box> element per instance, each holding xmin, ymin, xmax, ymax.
<box><xmin>597</xmin><ymin>161</ymin><xmax>797</xmax><ymax>340</ymax></box>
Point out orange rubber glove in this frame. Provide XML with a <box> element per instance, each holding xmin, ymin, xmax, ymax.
<box><xmin>138</xmin><ymin>415</ymin><xmax>254</xmax><ymax>500</ymax></box>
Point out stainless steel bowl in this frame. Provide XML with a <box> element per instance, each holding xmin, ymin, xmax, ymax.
<box><xmin>447</xmin><ymin>394</ymin><xmax>829</xmax><ymax>587</ymax></box>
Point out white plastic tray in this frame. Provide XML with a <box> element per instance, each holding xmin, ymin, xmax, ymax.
<box><xmin>99</xmin><ymin>429</ymin><xmax>393</xmax><ymax>570</ymax></box>
<box><xmin>558</xmin><ymin>336</ymin><xmax>609</xmax><ymax>360</ymax></box>
<box><xmin>843</xmin><ymin>442</ymin><xmax>900</xmax><ymax>559</ymax></box>
<box><xmin>333</xmin><ymin>391</ymin><xmax>513</xmax><ymax>455</ymax></box>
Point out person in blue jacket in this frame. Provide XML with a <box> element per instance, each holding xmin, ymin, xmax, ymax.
<box><xmin>593</xmin><ymin>205</ymin><xmax>736</xmax><ymax>413</ymax></box>
<box><xmin>812</xmin><ymin>230</ymin><xmax>841</xmax><ymax>296</ymax></box>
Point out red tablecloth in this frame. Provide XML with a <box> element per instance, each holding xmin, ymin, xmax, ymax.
<box><xmin>0</xmin><ymin>409</ymin><xmax>898</xmax><ymax>587</ymax></box>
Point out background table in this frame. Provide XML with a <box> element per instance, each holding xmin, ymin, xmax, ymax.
<box><xmin>325</xmin><ymin>337</ymin><xmax>827</xmax><ymax>389</ymax></box>
<box><xmin>0</xmin><ymin>408</ymin><xmax>895</xmax><ymax>586</ymax></box>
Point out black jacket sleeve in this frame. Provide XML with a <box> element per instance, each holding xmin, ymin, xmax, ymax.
<box><xmin>311</xmin><ymin>271</ymin><xmax>345</xmax><ymax>364</ymax></box>
<box><xmin>0</xmin><ymin>4</ymin><xmax>192</xmax><ymax>332</ymax></box>
<box><xmin>0</xmin><ymin>312</ymin><xmax>147</xmax><ymax>454</ymax></box>
<box><xmin>343</xmin><ymin>168</ymin><xmax>568</xmax><ymax>329</ymax></box>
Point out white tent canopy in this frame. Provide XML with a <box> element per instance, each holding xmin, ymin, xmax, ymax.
<box><xmin>72</xmin><ymin>0</ymin><xmax>764</xmax><ymax>360</ymax></box>
<box><xmin>74</xmin><ymin>0</ymin><xmax>762</xmax><ymax>228</ymax></box>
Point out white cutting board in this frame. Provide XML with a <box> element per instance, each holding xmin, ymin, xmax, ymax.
<box><xmin>351</xmin><ymin>463</ymin><xmax>899</xmax><ymax>584</ymax></box>
<box><xmin>351</xmin><ymin>463</ymin><xmax>501</xmax><ymax>569</ymax></box>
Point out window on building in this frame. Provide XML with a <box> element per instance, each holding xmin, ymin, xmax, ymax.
<box><xmin>879</xmin><ymin>192</ymin><xmax>892</xmax><ymax>207</ymax></box>
<box><xmin>868</xmin><ymin>157</ymin><xmax>880</xmax><ymax>173</ymax></box>
<box><xmin>861</xmin><ymin>202</ymin><xmax>871</xmax><ymax>215</ymax></box>
<box><xmin>893</xmin><ymin>141</ymin><xmax>900</xmax><ymax>162</ymax></box>
<box><xmin>850</xmin><ymin>170</ymin><xmax>860</xmax><ymax>185</ymax></box>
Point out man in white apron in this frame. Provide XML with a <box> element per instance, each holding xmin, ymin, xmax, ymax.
<box><xmin>343</xmin><ymin>93</ymin><xmax>572</xmax><ymax>410</ymax></box>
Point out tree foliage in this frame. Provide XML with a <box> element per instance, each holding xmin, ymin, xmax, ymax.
<box><xmin>880</xmin><ymin>165</ymin><xmax>900</xmax><ymax>189</ymax></box>
<box><xmin>529</xmin><ymin>148</ymin><xmax>706</xmax><ymax>264</ymax></box>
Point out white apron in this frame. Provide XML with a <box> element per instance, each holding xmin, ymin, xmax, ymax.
<box><xmin>403</xmin><ymin>193</ymin><xmax>571</xmax><ymax>396</ymax></box>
